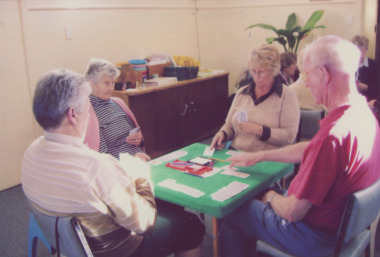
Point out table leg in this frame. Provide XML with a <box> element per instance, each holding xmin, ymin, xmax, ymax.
<box><xmin>212</xmin><ymin>217</ymin><xmax>219</xmax><ymax>257</ymax></box>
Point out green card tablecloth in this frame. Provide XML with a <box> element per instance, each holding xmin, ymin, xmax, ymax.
<box><xmin>151</xmin><ymin>143</ymin><xmax>294</xmax><ymax>218</ymax></box>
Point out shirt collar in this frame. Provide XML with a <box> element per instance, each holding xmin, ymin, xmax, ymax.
<box><xmin>241</xmin><ymin>76</ymin><xmax>283</xmax><ymax>104</ymax></box>
<box><xmin>44</xmin><ymin>131</ymin><xmax>85</xmax><ymax>148</ymax></box>
<box><xmin>359</xmin><ymin>57</ymin><xmax>369</xmax><ymax>68</ymax></box>
<box><xmin>90</xmin><ymin>95</ymin><xmax>111</xmax><ymax>106</ymax></box>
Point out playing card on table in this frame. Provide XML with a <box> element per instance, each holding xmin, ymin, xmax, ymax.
<box><xmin>211</xmin><ymin>181</ymin><xmax>249</xmax><ymax>201</ymax></box>
<box><xmin>203</xmin><ymin>146</ymin><xmax>215</xmax><ymax>156</ymax></box>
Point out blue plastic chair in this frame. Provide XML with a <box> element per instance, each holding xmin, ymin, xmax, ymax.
<box><xmin>27</xmin><ymin>203</ymin><xmax>93</xmax><ymax>257</ymax></box>
<box><xmin>28</xmin><ymin>214</ymin><xmax>53</xmax><ymax>257</ymax></box>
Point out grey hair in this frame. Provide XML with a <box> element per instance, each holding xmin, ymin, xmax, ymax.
<box><xmin>84</xmin><ymin>58</ymin><xmax>120</xmax><ymax>84</ymax></box>
<box><xmin>248</xmin><ymin>44</ymin><xmax>281</xmax><ymax>76</ymax></box>
<box><xmin>32</xmin><ymin>69</ymin><xmax>92</xmax><ymax>130</ymax></box>
<box><xmin>351</xmin><ymin>35</ymin><xmax>369</xmax><ymax>50</ymax></box>
<box><xmin>305</xmin><ymin>35</ymin><xmax>360</xmax><ymax>76</ymax></box>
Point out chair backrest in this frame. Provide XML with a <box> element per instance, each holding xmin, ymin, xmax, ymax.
<box><xmin>335</xmin><ymin>179</ymin><xmax>380</xmax><ymax>255</ymax></box>
<box><xmin>297</xmin><ymin>109</ymin><xmax>325</xmax><ymax>141</ymax></box>
<box><xmin>29</xmin><ymin>203</ymin><xmax>93</xmax><ymax>257</ymax></box>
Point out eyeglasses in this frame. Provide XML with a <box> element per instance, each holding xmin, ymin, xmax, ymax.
<box><xmin>300</xmin><ymin>65</ymin><xmax>320</xmax><ymax>82</ymax></box>
<box><xmin>250</xmin><ymin>69</ymin><xmax>271</xmax><ymax>77</ymax></box>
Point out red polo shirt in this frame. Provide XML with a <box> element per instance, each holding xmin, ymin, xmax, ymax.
<box><xmin>288</xmin><ymin>97</ymin><xmax>380</xmax><ymax>230</ymax></box>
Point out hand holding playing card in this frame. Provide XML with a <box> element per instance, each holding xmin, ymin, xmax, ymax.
<box><xmin>238</xmin><ymin>122</ymin><xmax>260</xmax><ymax>136</ymax></box>
<box><xmin>126</xmin><ymin>131</ymin><xmax>143</xmax><ymax>146</ymax></box>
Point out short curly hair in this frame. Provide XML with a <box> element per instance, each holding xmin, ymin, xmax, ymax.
<box><xmin>248</xmin><ymin>44</ymin><xmax>281</xmax><ymax>76</ymax></box>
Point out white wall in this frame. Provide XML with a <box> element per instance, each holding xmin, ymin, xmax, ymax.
<box><xmin>0</xmin><ymin>0</ymin><xmax>368</xmax><ymax>190</ymax></box>
<box><xmin>197</xmin><ymin>0</ymin><xmax>364</xmax><ymax>91</ymax></box>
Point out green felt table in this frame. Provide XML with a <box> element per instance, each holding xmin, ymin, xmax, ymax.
<box><xmin>151</xmin><ymin>143</ymin><xmax>294</xmax><ymax>218</ymax></box>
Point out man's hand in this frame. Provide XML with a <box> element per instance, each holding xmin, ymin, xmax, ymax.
<box><xmin>135</xmin><ymin>152</ymin><xmax>151</xmax><ymax>162</ymax></box>
<box><xmin>261</xmin><ymin>190</ymin><xmax>278</xmax><ymax>204</ymax></box>
<box><xmin>226</xmin><ymin>152</ymin><xmax>264</xmax><ymax>168</ymax></box>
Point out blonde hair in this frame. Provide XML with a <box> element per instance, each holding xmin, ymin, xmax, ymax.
<box><xmin>248</xmin><ymin>44</ymin><xmax>281</xmax><ymax>76</ymax></box>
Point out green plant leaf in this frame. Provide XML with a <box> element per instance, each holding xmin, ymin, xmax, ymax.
<box><xmin>245</xmin><ymin>23</ymin><xmax>279</xmax><ymax>34</ymax></box>
<box><xmin>274</xmin><ymin>37</ymin><xmax>287</xmax><ymax>46</ymax></box>
<box><xmin>303</xmin><ymin>10</ymin><xmax>324</xmax><ymax>31</ymax></box>
<box><xmin>266</xmin><ymin>37</ymin><xmax>277</xmax><ymax>44</ymax></box>
<box><xmin>277</xmin><ymin>29</ymin><xmax>293</xmax><ymax>37</ymax></box>
<box><xmin>286</xmin><ymin>13</ymin><xmax>297</xmax><ymax>31</ymax></box>
<box><xmin>292</xmin><ymin>26</ymin><xmax>302</xmax><ymax>33</ymax></box>
<box><xmin>287</xmin><ymin>35</ymin><xmax>296</xmax><ymax>49</ymax></box>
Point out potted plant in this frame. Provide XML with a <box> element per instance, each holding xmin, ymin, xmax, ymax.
<box><xmin>245</xmin><ymin>10</ymin><xmax>325</xmax><ymax>53</ymax></box>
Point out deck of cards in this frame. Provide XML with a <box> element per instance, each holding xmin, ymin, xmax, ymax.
<box><xmin>237</xmin><ymin>111</ymin><xmax>247</xmax><ymax>123</ymax></box>
<box><xmin>129</xmin><ymin>127</ymin><xmax>140</xmax><ymax>135</ymax></box>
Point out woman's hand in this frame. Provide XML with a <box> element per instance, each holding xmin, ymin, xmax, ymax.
<box><xmin>238</xmin><ymin>122</ymin><xmax>262</xmax><ymax>137</ymax></box>
<box><xmin>126</xmin><ymin>131</ymin><xmax>143</xmax><ymax>146</ymax></box>
<box><xmin>210</xmin><ymin>131</ymin><xmax>226</xmax><ymax>150</ymax></box>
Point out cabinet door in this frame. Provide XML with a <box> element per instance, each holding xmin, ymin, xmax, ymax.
<box><xmin>186</xmin><ymin>76</ymin><xmax>229</xmax><ymax>144</ymax></box>
<box><xmin>154</xmin><ymin>85</ymin><xmax>188</xmax><ymax>154</ymax></box>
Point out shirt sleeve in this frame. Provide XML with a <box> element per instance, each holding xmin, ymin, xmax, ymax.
<box><xmin>94</xmin><ymin>156</ymin><xmax>156</xmax><ymax>235</ymax></box>
<box><xmin>288</xmin><ymin>136</ymin><xmax>340</xmax><ymax>206</ymax></box>
<box><xmin>220</xmin><ymin>88</ymin><xmax>246</xmax><ymax>140</ymax></box>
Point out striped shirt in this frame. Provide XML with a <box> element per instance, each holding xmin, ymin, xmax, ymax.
<box><xmin>90</xmin><ymin>95</ymin><xmax>143</xmax><ymax>159</ymax></box>
<box><xmin>21</xmin><ymin>132</ymin><xmax>156</xmax><ymax>256</ymax></box>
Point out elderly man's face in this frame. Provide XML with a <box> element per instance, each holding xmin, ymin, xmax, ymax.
<box><xmin>91</xmin><ymin>74</ymin><xmax>115</xmax><ymax>100</ymax></box>
<box><xmin>78</xmin><ymin>98</ymin><xmax>91</xmax><ymax>139</ymax></box>
<box><xmin>301</xmin><ymin>57</ymin><xmax>324</xmax><ymax>105</ymax></box>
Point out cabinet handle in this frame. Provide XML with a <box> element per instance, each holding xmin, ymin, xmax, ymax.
<box><xmin>189</xmin><ymin>101</ymin><xmax>197</xmax><ymax>112</ymax></box>
<box><xmin>181</xmin><ymin>104</ymin><xmax>189</xmax><ymax>116</ymax></box>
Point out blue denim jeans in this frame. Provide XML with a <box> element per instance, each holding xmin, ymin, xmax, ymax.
<box><xmin>220</xmin><ymin>199</ymin><xmax>337</xmax><ymax>257</ymax></box>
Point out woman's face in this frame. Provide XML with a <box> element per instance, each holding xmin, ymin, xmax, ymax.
<box><xmin>91</xmin><ymin>74</ymin><xmax>115</xmax><ymax>100</ymax></box>
<box><xmin>249</xmin><ymin>65</ymin><xmax>274</xmax><ymax>89</ymax></box>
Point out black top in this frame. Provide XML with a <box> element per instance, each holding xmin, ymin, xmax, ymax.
<box><xmin>357</xmin><ymin>58</ymin><xmax>379</xmax><ymax>101</ymax></box>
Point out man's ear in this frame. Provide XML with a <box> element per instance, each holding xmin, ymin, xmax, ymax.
<box><xmin>319</xmin><ymin>65</ymin><xmax>330</xmax><ymax>85</ymax></box>
<box><xmin>67</xmin><ymin>107</ymin><xmax>77</xmax><ymax>124</ymax></box>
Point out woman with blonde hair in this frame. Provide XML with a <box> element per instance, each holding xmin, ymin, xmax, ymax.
<box><xmin>211</xmin><ymin>44</ymin><xmax>300</xmax><ymax>152</ymax></box>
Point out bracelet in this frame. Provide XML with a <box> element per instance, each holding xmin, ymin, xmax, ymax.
<box><xmin>256</xmin><ymin>126</ymin><xmax>263</xmax><ymax>138</ymax></box>
<box><xmin>267</xmin><ymin>194</ymin><xmax>276</xmax><ymax>208</ymax></box>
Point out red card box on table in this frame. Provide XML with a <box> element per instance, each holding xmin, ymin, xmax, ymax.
<box><xmin>165</xmin><ymin>159</ymin><xmax>212</xmax><ymax>176</ymax></box>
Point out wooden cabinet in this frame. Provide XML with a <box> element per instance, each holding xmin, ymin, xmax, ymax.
<box><xmin>112</xmin><ymin>72</ymin><xmax>229</xmax><ymax>158</ymax></box>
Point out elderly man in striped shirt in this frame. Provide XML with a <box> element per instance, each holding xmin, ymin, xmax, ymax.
<box><xmin>22</xmin><ymin>70</ymin><xmax>204</xmax><ymax>257</ymax></box>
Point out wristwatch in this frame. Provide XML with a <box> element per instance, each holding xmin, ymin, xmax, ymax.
<box><xmin>267</xmin><ymin>194</ymin><xmax>276</xmax><ymax>208</ymax></box>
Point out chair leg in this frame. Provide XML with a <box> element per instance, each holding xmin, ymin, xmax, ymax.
<box><xmin>28</xmin><ymin>214</ymin><xmax>53</xmax><ymax>257</ymax></box>
<box><xmin>370</xmin><ymin>211</ymin><xmax>380</xmax><ymax>257</ymax></box>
